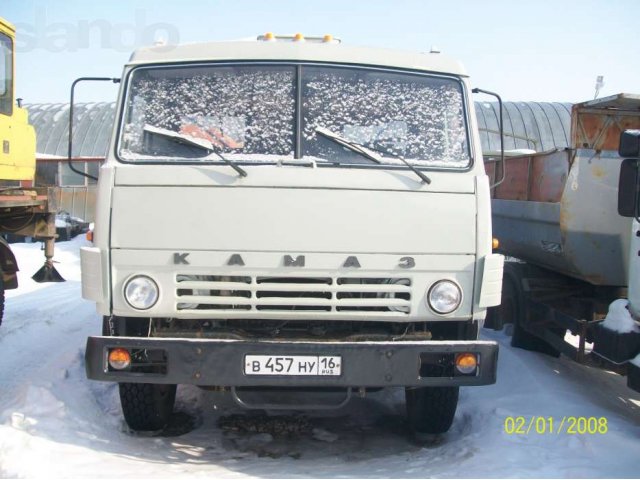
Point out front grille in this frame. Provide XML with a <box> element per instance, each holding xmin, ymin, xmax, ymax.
<box><xmin>175</xmin><ymin>275</ymin><xmax>412</xmax><ymax>314</ymax></box>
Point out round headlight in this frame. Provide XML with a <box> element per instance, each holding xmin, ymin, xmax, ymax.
<box><xmin>427</xmin><ymin>280</ymin><xmax>462</xmax><ymax>314</ymax></box>
<box><xmin>124</xmin><ymin>275</ymin><xmax>159</xmax><ymax>310</ymax></box>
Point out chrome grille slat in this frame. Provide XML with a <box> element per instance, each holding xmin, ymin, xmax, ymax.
<box><xmin>177</xmin><ymin>296</ymin><xmax>411</xmax><ymax>307</ymax></box>
<box><xmin>178</xmin><ymin>281</ymin><xmax>254</xmax><ymax>290</ymax></box>
<box><xmin>176</xmin><ymin>281</ymin><xmax>411</xmax><ymax>294</ymax></box>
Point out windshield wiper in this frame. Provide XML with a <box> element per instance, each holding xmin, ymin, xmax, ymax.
<box><xmin>143</xmin><ymin>125</ymin><xmax>247</xmax><ymax>177</ymax></box>
<box><xmin>366</xmin><ymin>144</ymin><xmax>431</xmax><ymax>185</ymax></box>
<box><xmin>314</xmin><ymin>127</ymin><xmax>431</xmax><ymax>184</ymax></box>
<box><xmin>315</xmin><ymin>127</ymin><xmax>382</xmax><ymax>165</ymax></box>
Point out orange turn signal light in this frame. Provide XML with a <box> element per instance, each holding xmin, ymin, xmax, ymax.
<box><xmin>492</xmin><ymin>237</ymin><xmax>500</xmax><ymax>250</ymax></box>
<box><xmin>86</xmin><ymin>230</ymin><xmax>94</xmax><ymax>242</ymax></box>
<box><xmin>455</xmin><ymin>352</ymin><xmax>478</xmax><ymax>374</ymax></box>
<box><xmin>108</xmin><ymin>348</ymin><xmax>131</xmax><ymax>370</ymax></box>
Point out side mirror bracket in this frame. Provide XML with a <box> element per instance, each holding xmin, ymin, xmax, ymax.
<box><xmin>473</xmin><ymin>88</ymin><xmax>505</xmax><ymax>189</ymax></box>
<box><xmin>68</xmin><ymin>77</ymin><xmax>120</xmax><ymax>181</ymax></box>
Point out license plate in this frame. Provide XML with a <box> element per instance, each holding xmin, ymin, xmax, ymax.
<box><xmin>244</xmin><ymin>355</ymin><xmax>342</xmax><ymax>376</ymax></box>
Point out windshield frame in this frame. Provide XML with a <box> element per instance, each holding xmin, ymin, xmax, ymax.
<box><xmin>114</xmin><ymin>60</ymin><xmax>474</xmax><ymax>172</ymax></box>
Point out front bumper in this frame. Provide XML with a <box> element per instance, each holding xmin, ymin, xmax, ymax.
<box><xmin>85</xmin><ymin>337</ymin><xmax>498</xmax><ymax>387</ymax></box>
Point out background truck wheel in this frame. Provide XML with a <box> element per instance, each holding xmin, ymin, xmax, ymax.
<box><xmin>119</xmin><ymin>383</ymin><xmax>177</xmax><ymax>432</ymax></box>
<box><xmin>485</xmin><ymin>277</ymin><xmax>514</xmax><ymax>331</ymax></box>
<box><xmin>504</xmin><ymin>263</ymin><xmax>561</xmax><ymax>358</ymax></box>
<box><xmin>405</xmin><ymin>386</ymin><xmax>459</xmax><ymax>434</ymax></box>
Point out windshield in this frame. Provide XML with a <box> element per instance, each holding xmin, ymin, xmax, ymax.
<box><xmin>118</xmin><ymin>63</ymin><xmax>470</xmax><ymax>168</ymax></box>
<box><xmin>120</xmin><ymin>65</ymin><xmax>296</xmax><ymax>161</ymax></box>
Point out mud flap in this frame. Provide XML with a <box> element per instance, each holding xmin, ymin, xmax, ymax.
<box><xmin>628</xmin><ymin>362</ymin><xmax>640</xmax><ymax>393</ymax></box>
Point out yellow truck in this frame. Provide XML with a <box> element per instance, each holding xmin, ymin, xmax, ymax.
<box><xmin>0</xmin><ymin>17</ymin><xmax>62</xmax><ymax>325</ymax></box>
<box><xmin>0</xmin><ymin>19</ymin><xmax>35</xmax><ymax>180</ymax></box>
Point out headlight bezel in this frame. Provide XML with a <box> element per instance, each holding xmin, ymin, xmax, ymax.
<box><xmin>426</xmin><ymin>279</ymin><xmax>462</xmax><ymax>315</ymax></box>
<box><xmin>123</xmin><ymin>275</ymin><xmax>160</xmax><ymax>310</ymax></box>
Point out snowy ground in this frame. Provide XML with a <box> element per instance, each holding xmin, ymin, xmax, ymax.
<box><xmin>1</xmin><ymin>238</ymin><xmax>640</xmax><ymax>478</ymax></box>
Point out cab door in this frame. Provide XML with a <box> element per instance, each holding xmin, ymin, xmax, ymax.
<box><xmin>0</xmin><ymin>28</ymin><xmax>35</xmax><ymax>181</ymax></box>
<box><xmin>0</xmin><ymin>30</ymin><xmax>15</xmax><ymax>179</ymax></box>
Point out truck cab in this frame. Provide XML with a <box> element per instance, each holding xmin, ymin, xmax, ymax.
<box><xmin>82</xmin><ymin>35</ymin><xmax>503</xmax><ymax>434</ymax></box>
<box><xmin>0</xmin><ymin>17</ymin><xmax>36</xmax><ymax>182</ymax></box>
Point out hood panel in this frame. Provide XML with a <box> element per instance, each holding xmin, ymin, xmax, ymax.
<box><xmin>113</xmin><ymin>163</ymin><xmax>476</xmax><ymax>193</ymax></box>
<box><xmin>111</xmin><ymin>186</ymin><xmax>476</xmax><ymax>254</ymax></box>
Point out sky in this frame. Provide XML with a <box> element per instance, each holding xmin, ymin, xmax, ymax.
<box><xmin>3</xmin><ymin>0</ymin><xmax>640</xmax><ymax>105</ymax></box>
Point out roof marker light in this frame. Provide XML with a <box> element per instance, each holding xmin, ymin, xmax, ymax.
<box><xmin>293</xmin><ymin>33</ymin><xmax>304</xmax><ymax>42</ymax></box>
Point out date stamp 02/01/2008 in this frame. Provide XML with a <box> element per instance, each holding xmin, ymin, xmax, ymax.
<box><xmin>504</xmin><ymin>416</ymin><xmax>608</xmax><ymax>435</ymax></box>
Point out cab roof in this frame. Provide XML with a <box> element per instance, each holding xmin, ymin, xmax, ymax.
<box><xmin>128</xmin><ymin>40</ymin><xmax>468</xmax><ymax>77</ymax></box>
<box><xmin>0</xmin><ymin>17</ymin><xmax>16</xmax><ymax>35</ymax></box>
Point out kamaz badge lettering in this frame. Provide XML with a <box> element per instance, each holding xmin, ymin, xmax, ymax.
<box><xmin>343</xmin><ymin>256</ymin><xmax>361</xmax><ymax>268</ymax></box>
<box><xmin>173</xmin><ymin>253</ymin><xmax>190</xmax><ymax>265</ymax></box>
<box><xmin>172</xmin><ymin>253</ymin><xmax>416</xmax><ymax>268</ymax></box>
<box><xmin>284</xmin><ymin>255</ymin><xmax>305</xmax><ymax>267</ymax></box>
<box><xmin>227</xmin><ymin>254</ymin><xmax>245</xmax><ymax>266</ymax></box>
<box><xmin>398</xmin><ymin>257</ymin><xmax>415</xmax><ymax>269</ymax></box>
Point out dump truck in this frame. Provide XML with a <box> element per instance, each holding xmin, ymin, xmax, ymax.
<box><xmin>82</xmin><ymin>33</ymin><xmax>504</xmax><ymax>434</ymax></box>
<box><xmin>0</xmin><ymin>17</ymin><xmax>63</xmax><ymax>326</ymax></box>
<box><xmin>485</xmin><ymin>94</ymin><xmax>640</xmax><ymax>391</ymax></box>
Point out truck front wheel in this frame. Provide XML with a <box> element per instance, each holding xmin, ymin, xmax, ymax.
<box><xmin>405</xmin><ymin>386</ymin><xmax>459</xmax><ymax>434</ymax></box>
<box><xmin>119</xmin><ymin>383</ymin><xmax>176</xmax><ymax>432</ymax></box>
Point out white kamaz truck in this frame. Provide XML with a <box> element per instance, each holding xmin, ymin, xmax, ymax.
<box><xmin>81</xmin><ymin>34</ymin><xmax>504</xmax><ymax>434</ymax></box>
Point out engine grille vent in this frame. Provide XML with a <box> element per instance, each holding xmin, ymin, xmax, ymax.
<box><xmin>175</xmin><ymin>275</ymin><xmax>411</xmax><ymax>314</ymax></box>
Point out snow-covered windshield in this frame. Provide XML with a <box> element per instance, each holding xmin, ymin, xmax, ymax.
<box><xmin>118</xmin><ymin>63</ymin><xmax>469</xmax><ymax>168</ymax></box>
<box><xmin>119</xmin><ymin>65</ymin><xmax>296</xmax><ymax>160</ymax></box>
<box><xmin>302</xmin><ymin>67</ymin><xmax>468</xmax><ymax>167</ymax></box>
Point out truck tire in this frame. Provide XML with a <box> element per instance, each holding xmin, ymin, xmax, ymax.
<box><xmin>405</xmin><ymin>386</ymin><xmax>459</xmax><ymax>434</ymax></box>
<box><xmin>504</xmin><ymin>263</ymin><xmax>561</xmax><ymax>358</ymax></box>
<box><xmin>486</xmin><ymin>262</ymin><xmax>523</xmax><ymax>331</ymax></box>
<box><xmin>119</xmin><ymin>383</ymin><xmax>177</xmax><ymax>432</ymax></box>
<box><xmin>512</xmin><ymin>320</ymin><xmax>561</xmax><ymax>357</ymax></box>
